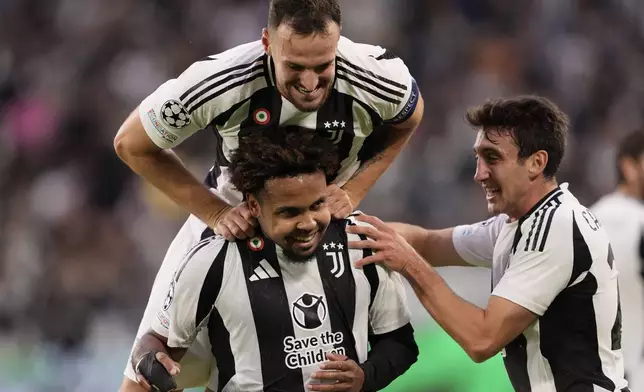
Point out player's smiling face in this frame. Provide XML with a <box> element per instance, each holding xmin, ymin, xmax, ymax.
<box><xmin>248</xmin><ymin>171</ymin><xmax>331</xmax><ymax>261</ymax></box>
<box><xmin>473</xmin><ymin>128</ymin><xmax>537</xmax><ymax>218</ymax></box>
<box><xmin>262</xmin><ymin>22</ymin><xmax>340</xmax><ymax>112</ymax></box>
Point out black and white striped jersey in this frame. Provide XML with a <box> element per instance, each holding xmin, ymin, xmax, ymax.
<box><xmin>152</xmin><ymin>215</ymin><xmax>411</xmax><ymax>392</ymax></box>
<box><xmin>138</xmin><ymin>37</ymin><xmax>419</xmax><ymax>203</ymax></box>
<box><xmin>452</xmin><ymin>183</ymin><xmax>628</xmax><ymax>392</ymax></box>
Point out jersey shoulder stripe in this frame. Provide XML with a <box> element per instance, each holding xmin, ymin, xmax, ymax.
<box><xmin>181</xmin><ymin>55</ymin><xmax>264</xmax><ymax>105</ymax></box>
<box><xmin>524</xmin><ymin>198</ymin><xmax>562</xmax><ymax>252</ymax></box>
<box><xmin>167</xmin><ymin>40</ymin><xmax>267</xmax><ymax>114</ymax></box>
<box><xmin>187</xmin><ymin>67</ymin><xmax>266</xmax><ymax>114</ymax></box>
<box><xmin>336</xmin><ymin>57</ymin><xmax>406</xmax><ymax>92</ymax></box>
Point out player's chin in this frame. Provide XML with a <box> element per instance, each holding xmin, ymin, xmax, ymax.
<box><xmin>292</xmin><ymin>99</ymin><xmax>325</xmax><ymax>112</ymax></box>
<box><xmin>487</xmin><ymin>201</ymin><xmax>505</xmax><ymax>215</ymax></box>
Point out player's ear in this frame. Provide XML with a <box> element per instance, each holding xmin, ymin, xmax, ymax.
<box><xmin>247</xmin><ymin>193</ymin><xmax>261</xmax><ymax>218</ymax></box>
<box><xmin>261</xmin><ymin>28</ymin><xmax>271</xmax><ymax>55</ymax></box>
<box><xmin>528</xmin><ymin>150</ymin><xmax>548</xmax><ymax>180</ymax></box>
<box><xmin>620</xmin><ymin>157</ymin><xmax>638</xmax><ymax>184</ymax></box>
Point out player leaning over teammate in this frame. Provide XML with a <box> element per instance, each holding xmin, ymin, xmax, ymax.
<box><xmin>114</xmin><ymin>0</ymin><xmax>424</xmax><ymax>390</ymax></box>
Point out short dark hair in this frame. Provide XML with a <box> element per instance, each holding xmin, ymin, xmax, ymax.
<box><xmin>466</xmin><ymin>95</ymin><xmax>569</xmax><ymax>179</ymax></box>
<box><xmin>616</xmin><ymin>129</ymin><xmax>644</xmax><ymax>183</ymax></box>
<box><xmin>268</xmin><ymin>0</ymin><xmax>341</xmax><ymax>35</ymax></box>
<box><xmin>229</xmin><ymin>126</ymin><xmax>339</xmax><ymax>197</ymax></box>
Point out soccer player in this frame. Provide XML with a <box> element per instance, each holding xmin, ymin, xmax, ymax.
<box><xmin>129</xmin><ymin>126</ymin><xmax>418</xmax><ymax>392</ymax></box>
<box><xmin>348</xmin><ymin>96</ymin><xmax>630</xmax><ymax>391</ymax></box>
<box><xmin>591</xmin><ymin>129</ymin><xmax>644</xmax><ymax>391</ymax></box>
<box><xmin>114</xmin><ymin>0</ymin><xmax>423</xmax><ymax>387</ymax></box>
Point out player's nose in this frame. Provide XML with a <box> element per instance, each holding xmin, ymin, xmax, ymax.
<box><xmin>296</xmin><ymin>213</ymin><xmax>317</xmax><ymax>231</ymax></box>
<box><xmin>299</xmin><ymin>71</ymin><xmax>318</xmax><ymax>92</ymax></box>
<box><xmin>474</xmin><ymin>159</ymin><xmax>489</xmax><ymax>182</ymax></box>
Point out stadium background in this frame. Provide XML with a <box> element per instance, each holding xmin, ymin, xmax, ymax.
<box><xmin>1</xmin><ymin>0</ymin><xmax>643</xmax><ymax>390</ymax></box>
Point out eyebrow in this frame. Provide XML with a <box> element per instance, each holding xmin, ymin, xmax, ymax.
<box><xmin>287</xmin><ymin>60</ymin><xmax>334</xmax><ymax>69</ymax></box>
<box><xmin>473</xmin><ymin>146</ymin><xmax>501</xmax><ymax>155</ymax></box>
<box><xmin>275</xmin><ymin>197</ymin><xmax>326</xmax><ymax>214</ymax></box>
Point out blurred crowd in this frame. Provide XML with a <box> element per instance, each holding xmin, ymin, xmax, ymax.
<box><xmin>2</xmin><ymin>0</ymin><xmax>644</xmax><ymax>390</ymax></box>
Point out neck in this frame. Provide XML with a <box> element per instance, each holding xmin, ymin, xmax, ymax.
<box><xmin>617</xmin><ymin>183</ymin><xmax>642</xmax><ymax>200</ymax></box>
<box><xmin>509</xmin><ymin>178</ymin><xmax>559</xmax><ymax>221</ymax></box>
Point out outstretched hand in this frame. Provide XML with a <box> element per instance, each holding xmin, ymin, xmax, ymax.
<box><xmin>346</xmin><ymin>213</ymin><xmax>425</xmax><ymax>274</ymax></box>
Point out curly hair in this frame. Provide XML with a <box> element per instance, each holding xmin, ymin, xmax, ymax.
<box><xmin>466</xmin><ymin>95</ymin><xmax>569</xmax><ymax>179</ymax></box>
<box><xmin>229</xmin><ymin>126</ymin><xmax>339</xmax><ymax>197</ymax></box>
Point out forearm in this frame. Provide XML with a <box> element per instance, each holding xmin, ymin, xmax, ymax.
<box><xmin>342</xmin><ymin>126</ymin><xmax>415</xmax><ymax>206</ymax></box>
<box><xmin>387</xmin><ymin>223</ymin><xmax>468</xmax><ymax>267</ymax></box>
<box><xmin>360</xmin><ymin>324</ymin><xmax>418</xmax><ymax>391</ymax></box>
<box><xmin>117</xmin><ymin>148</ymin><xmax>231</xmax><ymax>227</ymax></box>
<box><xmin>402</xmin><ymin>262</ymin><xmax>493</xmax><ymax>362</ymax></box>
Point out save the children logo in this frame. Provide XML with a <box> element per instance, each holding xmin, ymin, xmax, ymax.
<box><xmin>283</xmin><ymin>331</ymin><xmax>346</xmax><ymax>369</ymax></box>
<box><xmin>292</xmin><ymin>293</ymin><xmax>327</xmax><ymax>330</ymax></box>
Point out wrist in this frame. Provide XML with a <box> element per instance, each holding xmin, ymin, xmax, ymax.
<box><xmin>210</xmin><ymin>204</ymin><xmax>232</xmax><ymax>228</ymax></box>
<box><xmin>401</xmin><ymin>256</ymin><xmax>436</xmax><ymax>285</ymax></box>
<box><xmin>340</xmin><ymin>186</ymin><xmax>361</xmax><ymax>208</ymax></box>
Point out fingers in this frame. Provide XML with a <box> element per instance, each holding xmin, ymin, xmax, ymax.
<box><xmin>307</xmin><ymin>382</ymin><xmax>352</xmax><ymax>391</ymax></box>
<box><xmin>346</xmin><ymin>224</ymin><xmax>384</xmax><ymax>240</ymax></box>
<box><xmin>215</xmin><ymin>223</ymin><xmax>235</xmax><ymax>241</ymax></box>
<box><xmin>217</xmin><ymin>213</ymin><xmax>256</xmax><ymax>240</ymax></box>
<box><xmin>155</xmin><ymin>352</ymin><xmax>180</xmax><ymax>376</ymax></box>
<box><xmin>353</xmin><ymin>213</ymin><xmax>389</xmax><ymax>231</ymax></box>
<box><xmin>136</xmin><ymin>373</ymin><xmax>152</xmax><ymax>391</ymax></box>
<box><xmin>311</xmin><ymin>370</ymin><xmax>352</xmax><ymax>382</ymax></box>
<box><xmin>325</xmin><ymin>353</ymin><xmax>348</xmax><ymax>362</ymax></box>
<box><xmin>347</xmin><ymin>239</ymin><xmax>379</xmax><ymax>250</ymax></box>
<box><xmin>238</xmin><ymin>203</ymin><xmax>259</xmax><ymax>227</ymax></box>
<box><xmin>354</xmin><ymin>254</ymin><xmax>384</xmax><ymax>268</ymax></box>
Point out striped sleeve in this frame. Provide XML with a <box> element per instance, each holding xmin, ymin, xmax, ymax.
<box><xmin>151</xmin><ymin>237</ymin><xmax>229</xmax><ymax>348</ymax></box>
<box><xmin>139</xmin><ymin>50</ymin><xmax>267</xmax><ymax>149</ymax></box>
<box><xmin>335</xmin><ymin>39</ymin><xmax>418</xmax><ymax>124</ymax></box>
<box><xmin>346</xmin><ymin>213</ymin><xmax>411</xmax><ymax>334</ymax></box>
<box><xmin>492</xmin><ymin>208</ymin><xmax>574</xmax><ymax>316</ymax></box>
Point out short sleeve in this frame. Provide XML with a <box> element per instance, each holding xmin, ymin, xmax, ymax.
<box><xmin>452</xmin><ymin>215</ymin><xmax>507</xmax><ymax>268</ymax></box>
<box><xmin>491</xmin><ymin>211</ymin><xmax>573</xmax><ymax>316</ymax></box>
<box><xmin>336</xmin><ymin>39</ymin><xmax>419</xmax><ymax>124</ymax></box>
<box><xmin>369</xmin><ymin>266</ymin><xmax>411</xmax><ymax>335</ymax></box>
<box><xmin>346</xmin><ymin>212</ymin><xmax>411</xmax><ymax>334</ymax></box>
<box><xmin>151</xmin><ymin>237</ymin><xmax>227</xmax><ymax>348</ymax></box>
<box><xmin>139</xmin><ymin>53</ymin><xmax>266</xmax><ymax>149</ymax></box>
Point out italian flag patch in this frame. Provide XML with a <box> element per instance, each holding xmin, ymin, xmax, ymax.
<box><xmin>253</xmin><ymin>108</ymin><xmax>270</xmax><ymax>125</ymax></box>
<box><xmin>248</xmin><ymin>236</ymin><xmax>264</xmax><ymax>251</ymax></box>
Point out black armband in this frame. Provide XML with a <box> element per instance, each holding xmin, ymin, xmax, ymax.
<box><xmin>135</xmin><ymin>350</ymin><xmax>177</xmax><ymax>392</ymax></box>
<box><xmin>360</xmin><ymin>323</ymin><xmax>419</xmax><ymax>392</ymax></box>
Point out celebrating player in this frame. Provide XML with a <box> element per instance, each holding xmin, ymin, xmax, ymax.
<box><xmin>130</xmin><ymin>126</ymin><xmax>418</xmax><ymax>392</ymax></box>
<box><xmin>348</xmin><ymin>96</ymin><xmax>630</xmax><ymax>392</ymax></box>
<box><xmin>114</xmin><ymin>1</ymin><xmax>423</xmax><ymax>388</ymax></box>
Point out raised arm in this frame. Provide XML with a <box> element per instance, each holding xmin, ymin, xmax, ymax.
<box><xmin>114</xmin><ymin>109</ymin><xmax>232</xmax><ymax>230</ymax></box>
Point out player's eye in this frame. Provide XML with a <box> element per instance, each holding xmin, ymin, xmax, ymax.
<box><xmin>288</xmin><ymin>63</ymin><xmax>305</xmax><ymax>71</ymax></box>
<box><xmin>278</xmin><ymin>208</ymin><xmax>300</xmax><ymax>218</ymax></box>
<box><xmin>314</xmin><ymin>63</ymin><xmax>332</xmax><ymax>73</ymax></box>
<box><xmin>311</xmin><ymin>199</ymin><xmax>326</xmax><ymax>210</ymax></box>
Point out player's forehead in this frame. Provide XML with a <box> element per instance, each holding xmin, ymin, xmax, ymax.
<box><xmin>473</xmin><ymin>128</ymin><xmax>516</xmax><ymax>154</ymax></box>
<box><xmin>272</xmin><ymin>24</ymin><xmax>339</xmax><ymax>65</ymax></box>
<box><xmin>263</xmin><ymin>173</ymin><xmax>327</xmax><ymax>207</ymax></box>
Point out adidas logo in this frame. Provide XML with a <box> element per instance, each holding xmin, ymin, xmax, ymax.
<box><xmin>249</xmin><ymin>259</ymin><xmax>279</xmax><ymax>281</ymax></box>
